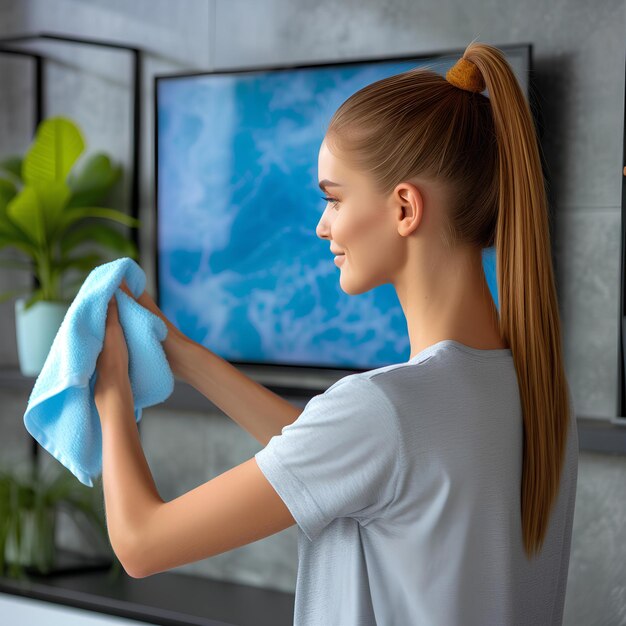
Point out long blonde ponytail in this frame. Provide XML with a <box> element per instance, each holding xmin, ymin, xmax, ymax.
<box><xmin>324</xmin><ymin>40</ymin><xmax>571</xmax><ymax>557</ymax></box>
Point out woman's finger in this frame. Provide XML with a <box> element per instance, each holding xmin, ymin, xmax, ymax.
<box><xmin>107</xmin><ymin>295</ymin><xmax>118</xmax><ymax>320</ymax></box>
<box><xmin>119</xmin><ymin>279</ymin><xmax>135</xmax><ymax>299</ymax></box>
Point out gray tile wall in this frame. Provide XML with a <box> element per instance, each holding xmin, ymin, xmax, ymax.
<box><xmin>0</xmin><ymin>0</ymin><xmax>624</xmax><ymax>624</ymax></box>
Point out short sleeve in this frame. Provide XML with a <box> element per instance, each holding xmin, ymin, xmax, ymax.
<box><xmin>254</xmin><ymin>375</ymin><xmax>400</xmax><ymax>542</ymax></box>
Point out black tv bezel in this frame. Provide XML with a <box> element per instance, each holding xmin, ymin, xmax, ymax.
<box><xmin>152</xmin><ymin>42</ymin><xmax>535</xmax><ymax>386</ymax></box>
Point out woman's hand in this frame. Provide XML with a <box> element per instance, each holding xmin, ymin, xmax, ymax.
<box><xmin>119</xmin><ymin>279</ymin><xmax>181</xmax><ymax>338</ymax></box>
<box><xmin>118</xmin><ymin>279</ymin><xmax>190</xmax><ymax>381</ymax></box>
<box><xmin>95</xmin><ymin>294</ymin><xmax>130</xmax><ymax>407</ymax></box>
<box><xmin>118</xmin><ymin>278</ymin><xmax>158</xmax><ymax>314</ymax></box>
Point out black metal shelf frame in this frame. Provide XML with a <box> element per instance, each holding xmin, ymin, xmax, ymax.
<box><xmin>0</xmin><ymin>32</ymin><xmax>144</xmax><ymax>575</ymax></box>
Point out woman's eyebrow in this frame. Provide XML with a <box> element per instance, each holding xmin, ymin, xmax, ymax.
<box><xmin>318</xmin><ymin>179</ymin><xmax>344</xmax><ymax>191</ymax></box>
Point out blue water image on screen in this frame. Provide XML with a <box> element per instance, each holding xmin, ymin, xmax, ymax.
<box><xmin>157</xmin><ymin>58</ymin><xmax>501</xmax><ymax>370</ymax></box>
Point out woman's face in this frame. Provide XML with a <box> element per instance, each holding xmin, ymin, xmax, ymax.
<box><xmin>316</xmin><ymin>139</ymin><xmax>405</xmax><ymax>295</ymax></box>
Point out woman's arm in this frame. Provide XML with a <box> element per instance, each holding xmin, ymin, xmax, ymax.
<box><xmin>119</xmin><ymin>281</ymin><xmax>302</xmax><ymax>446</ymax></box>
<box><xmin>97</xmin><ymin>371</ymin><xmax>297</xmax><ymax>579</ymax></box>
<box><xmin>95</xmin><ymin>293</ymin><xmax>297</xmax><ymax>579</ymax></box>
<box><xmin>171</xmin><ymin>336</ymin><xmax>303</xmax><ymax>447</ymax></box>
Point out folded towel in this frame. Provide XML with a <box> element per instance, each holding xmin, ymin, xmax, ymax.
<box><xmin>23</xmin><ymin>257</ymin><xmax>175</xmax><ymax>487</ymax></box>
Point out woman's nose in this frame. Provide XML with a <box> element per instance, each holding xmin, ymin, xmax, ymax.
<box><xmin>315</xmin><ymin>207</ymin><xmax>335</xmax><ymax>240</ymax></box>
<box><xmin>315</xmin><ymin>218</ymin><xmax>329</xmax><ymax>241</ymax></box>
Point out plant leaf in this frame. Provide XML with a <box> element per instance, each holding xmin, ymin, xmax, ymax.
<box><xmin>31</xmin><ymin>180</ymin><xmax>72</xmax><ymax>243</ymax></box>
<box><xmin>0</xmin><ymin>177</ymin><xmax>17</xmax><ymax>209</ymax></box>
<box><xmin>60</xmin><ymin>222</ymin><xmax>138</xmax><ymax>259</ymax></box>
<box><xmin>0</xmin><ymin>156</ymin><xmax>23</xmax><ymax>183</ymax></box>
<box><xmin>66</xmin><ymin>153</ymin><xmax>123</xmax><ymax>209</ymax></box>
<box><xmin>0</xmin><ymin>179</ymin><xmax>38</xmax><ymax>257</ymax></box>
<box><xmin>23</xmin><ymin>116</ymin><xmax>85</xmax><ymax>185</ymax></box>
<box><xmin>57</xmin><ymin>252</ymin><xmax>105</xmax><ymax>274</ymax></box>
<box><xmin>0</xmin><ymin>235</ymin><xmax>38</xmax><ymax>258</ymax></box>
<box><xmin>58</xmin><ymin>206</ymin><xmax>141</xmax><ymax>231</ymax></box>
<box><xmin>6</xmin><ymin>186</ymin><xmax>45</xmax><ymax>246</ymax></box>
<box><xmin>22</xmin><ymin>288</ymin><xmax>48</xmax><ymax>311</ymax></box>
<box><xmin>0</xmin><ymin>287</ymin><xmax>34</xmax><ymax>305</ymax></box>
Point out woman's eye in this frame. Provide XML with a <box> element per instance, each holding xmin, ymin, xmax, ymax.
<box><xmin>320</xmin><ymin>195</ymin><xmax>340</xmax><ymax>210</ymax></box>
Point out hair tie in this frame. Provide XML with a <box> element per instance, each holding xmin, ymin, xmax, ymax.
<box><xmin>446</xmin><ymin>57</ymin><xmax>485</xmax><ymax>93</ymax></box>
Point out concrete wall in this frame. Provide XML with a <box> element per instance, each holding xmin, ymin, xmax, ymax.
<box><xmin>0</xmin><ymin>1</ymin><xmax>624</xmax><ymax>624</ymax></box>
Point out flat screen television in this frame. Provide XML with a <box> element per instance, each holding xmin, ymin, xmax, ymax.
<box><xmin>154</xmin><ymin>43</ymin><xmax>534</xmax><ymax>392</ymax></box>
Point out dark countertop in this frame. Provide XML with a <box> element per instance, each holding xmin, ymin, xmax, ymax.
<box><xmin>0</xmin><ymin>565</ymin><xmax>294</xmax><ymax>626</ymax></box>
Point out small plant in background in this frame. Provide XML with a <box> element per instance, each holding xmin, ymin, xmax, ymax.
<box><xmin>0</xmin><ymin>458</ymin><xmax>122</xmax><ymax>580</ymax></box>
<box><xmin>0</xmin><ymin>115</ymin><xmax>138</xmax><ymax>577</ymax></box>
<box><xmin>0</xmin><ymin>115</ymin><xmax>141</xmax><ymax>309</ymax></box>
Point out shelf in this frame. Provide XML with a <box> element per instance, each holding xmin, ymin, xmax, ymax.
<box><xmin>2</xmin><ymin>366</ymin><xmax>625</xmax><ymax>454</ymax></box>
<box><xmin>0</xmin><ymin>365</ymin><xmax>316</xmax><ymax>410</ymax></box>
<box><xmin>0</xmin><ymin>557</ymin><xmax>294</xmax><ymax>626</ymax></box>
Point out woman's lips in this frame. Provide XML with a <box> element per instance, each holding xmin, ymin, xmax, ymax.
<box><xmin>334</xmin><ymin>254</ymin><xmax>346</xmax><ymax>266</ymax></box>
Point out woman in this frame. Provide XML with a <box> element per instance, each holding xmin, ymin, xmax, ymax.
<box><xmin>95</xmin><ymin>39</ymin><xmax>578</xmax><ymax>625</ymax></box>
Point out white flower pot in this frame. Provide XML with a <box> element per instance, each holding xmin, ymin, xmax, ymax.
<box><xmin>15</xmin><ymin>297</ymin><xmax>70</xmax><ymax>377</ymax></box>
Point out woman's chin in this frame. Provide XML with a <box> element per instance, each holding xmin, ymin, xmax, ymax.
<box><xmin>339</xmin><ymin>267</ymin><xmax>386</xmax><ymax>296</ymax></box>
<box><xmin>339</xmin><ymin>273</ymin><xmax>369</xmax><ymax>296</ymax></box>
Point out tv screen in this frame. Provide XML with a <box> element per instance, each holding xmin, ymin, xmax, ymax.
<box><xmin>154</xmin><ymin>44</ymin><xmax>532</xmax><ymax>373</ymax></box>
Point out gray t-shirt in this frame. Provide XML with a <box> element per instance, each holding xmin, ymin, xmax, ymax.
<box><xmin>254</xmin><ymin>339</ymin><xmax>579</xmax><ymax>625</ymax></box>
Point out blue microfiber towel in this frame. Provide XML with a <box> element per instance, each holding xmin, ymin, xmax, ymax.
<box><xmin>23</xmin><ymin>257</ymin><xmax>175</xmax><ymax>487</ymax></box>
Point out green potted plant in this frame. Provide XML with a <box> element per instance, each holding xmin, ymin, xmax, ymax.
<box><xmin>0</xmin><ymin>457</ymin><xmax>122</xmax><ymax>580</ymax></box>
<box><xmin>0</xmin><ymin>115</ymin><xmax>141</xmax><ymax>376</ymax></box>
